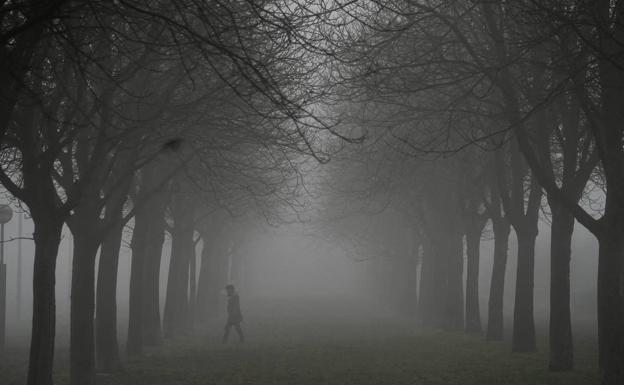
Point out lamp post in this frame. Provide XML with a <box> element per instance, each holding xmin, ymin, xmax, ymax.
<box><xmin>0</xmin><ymin>204</ymin><xmax>13</xmax><ymax>350</ymax></box>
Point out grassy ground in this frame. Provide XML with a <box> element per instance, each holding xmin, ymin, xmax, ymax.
<box><xmin>0</xmin><ymin>299</ymin><xmax>600</xmax><ymax>385</ymax></box>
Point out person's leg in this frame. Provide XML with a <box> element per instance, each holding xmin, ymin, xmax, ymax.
<box><xmin>234</xmin><ymin>323</ymin><xmax>245</xmax><ymax>342</ymax></box>
<box><xmin>223</xmin><ymin>323</ymin><xmax>232</xmax><ymax>343</ymax></box>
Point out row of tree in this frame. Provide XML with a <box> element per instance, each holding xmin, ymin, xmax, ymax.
<box><xmin>0</xmin><ymin>2</ymin><xmax>345</xmax><ymax>385</ymax></box>
<box><xmin>3</xmin><ymin>1</ymin><xmax>624</xmax><ymax>385</ymax></box>
<box><xmin>311</xmin><ymin>1</ymin><xmax>622</xmax><ymax>384</ymax></box>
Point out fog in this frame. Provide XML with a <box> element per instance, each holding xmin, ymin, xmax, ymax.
<box><xmin>3</xmin><ymin>2</ymin><xmax>621</xmax><ymax>385</ymax></box>
<box><xmin>0</xmin><ymin>209</ymin><xmax>599</xmax><ymax>348</ymax></box>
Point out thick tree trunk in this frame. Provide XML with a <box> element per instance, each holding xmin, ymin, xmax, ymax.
<box><xmin>127</xmin><ymin>170</ymin><xmax>168</xmax><ymax>352</ymax></box>
<box><xmin>465</xmin><ymin>225</ymin><xmax>482</xmax><ymax>332</ymax></box>
<box><xmin>69</xmin><ymin>227</ymin><xmax>100</xmax><ymax>385</ymax></box>
<box><xmin>549</xmin><ymin>200</ymin><xmax>574</xmax><ymax>370</ymax></box>
<box><xmin>163</xmin><ymin>193</ymin><xmax>194</xmax><ymax>338</ymax></box>
<box><xmin>27</xmin><ymin>217</ymin><xmax>63</xmax><ymax>385</ymax></box>
<box><xmin>486</xmin><ymin>217</ymin><xmax>510</xmax><ymax>341</ymax></box>
<box><xmin>511</xmin><ymin>230</ymin><xmax>538</xmax><ymax>352</ymax></box>
<box><xmin>95</xmin><ymin>220</ymin><xmax>123</xmax><ymax>373</ymax></box>
<box><xmin>594</xmin><ymin>10</ymin><xmax>624</xmax><ymax>383</ymax></box>
<box><xmin>127</xmin><ymin>208</ymin><xmax>148</xmax><ymax>356</ymax></box>
<box><xmin>596</xmin><ymin>226</ymin><xmax>624</xmax><ymax>385</ymax></box>
<box><xmin>142</xmin><ymin>215</ymin><xmax>165</xmax><ymax>347</ymax></box>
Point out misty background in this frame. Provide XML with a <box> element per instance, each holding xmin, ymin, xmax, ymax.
<box><xmin>3</xmin><ymin>2</ymin><xmax>622</xmax><ymax>385</ymax></box>
<box><xmin>0</xmin><ymin>203</ymin><xmax>598</xmax><ymax>346</ymax></box>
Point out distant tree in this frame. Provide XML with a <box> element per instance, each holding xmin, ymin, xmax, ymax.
<box><xmin>483</xmin><ymin>157</ymin><xmax>512</xmax><ymax>341</ymax></box>
<box><xmin>0</xmin><ymin>1</ymin><xmax>357</xmax><ymax>384</ymax></box>
<box><xmin>461</xmin><ymin>153</ymin><xmax>489</xmax><ymax>333</ymax></box>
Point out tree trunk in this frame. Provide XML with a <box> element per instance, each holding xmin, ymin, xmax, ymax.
<box><xmin>141</xmin><ymin>213</ymin><xmax>165</xmax><ymax>347</ymax></box>
<box><xmin>127</xmin><ymin>208</ymin><xmax>148</xmax><ymax>356</ymax></box>
<box><xmin>596</xmin><ymin>226</ymin><xmax>624</xmax><ymax>385</ymax></box>
<box><xmin>511</xmin><ymin>230</ymin><xmax>537</xmax><ymax>352</ymax></box>
<box><xmin>95</xmin><ymin>220</ymin><xmax>123</xmax><ymax>372</ymax></box>
<box><xmin>126</xmin><ymin>174</ymin><xmax>168</xmax><ymax>352</ymax></box>
<box><xmin>27</xmin><ymin>217</ymin><xmax>63</xmax><ymax>385</ymax></box>
<box><xmin>163</xmin><ymin>193</ymin><xmax>194</xmax><ymax>338</ymax></box>
<box><xmin>69</xmin><ymin>227</ymin><xmax>100</xmax><ymax>385</ymax></box>
<box><xmin>486</xmin><ymin>217</ymin><xmax>510</xmax><ymax>341</ymax></box>
<box><xmin>594</xmin><ymin>9</ymin><xmax>624</xmax><ymax>383</ymax></box>
<box><xmin>549</xmin><ymin>200</ymin><xmax>574</xmax><ymax>370</ymax></box>
<box><xmin>196</xmin><ymin>241</ymin><xmax>225</xmax><ymax>323</ymax></box>
<box><xmin>465</xmin><ymin>225</ymin><xmax>482</xmax><ymax>332</ymax></box>
<box><xmin>196</xmin><ymin>243</ymin><xmax>215</xmax><ymax>323</ymax></box>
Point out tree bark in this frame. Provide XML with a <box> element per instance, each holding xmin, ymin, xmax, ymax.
<box><xmin>163</xmin><ymin>192</ymin><xmax>194</xmax><ymax>338</ymax></box>
<box><xmin>127</xmin><ymin>162</ymin><xmax>169</xmax><ymax>352</ymax></box>
<box><xmin>127</xmin><ymin>207</ymin><xmax>148</xmax><ymax>356</ymax></box>
<box><xmin>196</xmin><ymin>243</ymin><xmax>216</xmax><ymax>323</ymax></box>
<box><xmin>465</xmin><ymin>224</ymin><xmax>483</xmax><ymax>332</ymax></box>
<box><xmin>196</xmin><ymin>241</ymin><xmax>226</xmax><ymax>323</ymax></box>
<box><xmin>95</xmin><ymin>220</ymin><xmax>123</xmax><ymax>372</ymax></box>
<box><xmin>593</xmin><ymin>5</ymin><xmax>624</xmax><ymax>382</ymax></box>
<box><xmin>486</xmin><ymin>217</ymin><xmax>510</xmax><ymax>341</ymax></box>
<box><xmin>596</xmin><ymin>221</ymin><xmax>624</xmax><ymax>385</ymax></box>
<box><xmin>141</xmin><ymin>210</ymin><xmax>166</xmax><ymax>347</ymax></box>
<box><xmin>69</xmin><ymin>225</ymin><xmax>100</xmax><ymax>385</ymax></box>
<box><xmin>27</xmin><ymin>216</ymin><xmax>63</xmax><ymax>385</ymax></box>
<box><xmin>549</xmin><ymin>200</ymin><xmax>574</xmax><ymax>370</ymax></box>
<box><xmin>511</xmin><ymin>229</ymin><xmax>538</xmax><ymax>352</ymax></box>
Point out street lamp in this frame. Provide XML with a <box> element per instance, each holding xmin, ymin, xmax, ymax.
<box><xmin>0</xmin><ymin>204</ymin><xmax>13</xmax><ymax>350</ymax></box>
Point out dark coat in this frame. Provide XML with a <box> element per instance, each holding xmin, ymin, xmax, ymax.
<box><xmin>227</xmin><ymin>293</ymin><xmax>243</xmax><ymax>323</ymax></box>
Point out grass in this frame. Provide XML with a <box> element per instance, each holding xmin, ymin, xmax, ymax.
<box><xmin>110</xmin><ymin>311</ymin><xmax>599</xmax><ymax>385</ymax></box>
<box><xmin>0</xmin><ymin>300</ymin><xmax>600</xmax><ymax>385</ymax></box>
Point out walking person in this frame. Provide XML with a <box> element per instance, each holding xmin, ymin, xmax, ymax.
<box><xmin>223</xmin><ymin>284</ymin><xmax>245</xmax><ymax>343</ymax></box>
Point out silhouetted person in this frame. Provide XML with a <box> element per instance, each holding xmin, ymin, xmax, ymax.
<box><xmin>222</xmin><ymin>284</ymin><xmax>244</xmax><ymax>343</ymax></box>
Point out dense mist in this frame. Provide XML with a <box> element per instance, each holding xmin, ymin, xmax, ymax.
<box><xmin>0</xmin><ymin>210</ymin><xmax>599</xmax><ymax>345</ymax></box>
<box><xmin>2</xmin><ymin>1</ymin><xmax>622</xmax><ymax>385</ymax></box>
